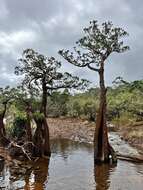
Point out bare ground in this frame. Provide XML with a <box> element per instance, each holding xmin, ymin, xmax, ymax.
<box><xmin>48</xmin><ymin>117</ymin><xmax>143</xmax><ymax>154</ymax></box>
<box><xmin>48</xmin><ymin>117</ymin><xmax>95</xmax><ymax>143</ymax></box>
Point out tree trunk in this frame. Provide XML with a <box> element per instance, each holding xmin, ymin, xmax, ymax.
<box><xmin>0</xmin><ymin>115</ymin><xmax>10</xmax><ymax>146</ymax></box>
<box><xmin>39</xmin><ymin>77</ymin><xmax>51</xmax><ymax>157</ymax></box>
<box><xmin>0</xmin><ymin>115</ymin><xmax>5</xmax><ymax>137</ymax></box>
<box><xmin>94</xmin><ymin>64</ymin><xmax>117</xmax><ymax>163</ymax></box>
<box><xmin>33</xmin><ymin>117</ymin><xmax>51</xmax><ymax>157</ymax></box>
<box><xmin>25</xmin><ymin>106</ymin><xmax>32</xmax><ymax>142</ymax></box>
<box><xmin>33</xmin><ymin>119</ymin><xmax>43</xmax><ymax>157</ymax></box>
<box><xmin>40</xmin><ymin>78</ymin><xmax>48</xmax><ymax>117</ymax></box>
<box><xmin>0</xmin><ymin>103</ymin><xmax>7</xmax><ymax>137</ymax></box>
<box><xmin>43</xmin><ymin>118</ymin><xmax>51</xmax><ymax>157</ymax></box>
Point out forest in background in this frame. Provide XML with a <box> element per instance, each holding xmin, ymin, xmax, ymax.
<box><xmin>4</xmin><ymin>78</ymin><xmax>143</xmax><ymax>137</ymax></box>
<box><xmin>47</xmin><ymin>79</ymin><xmax>143</xmax><ymax>124</ymax></box>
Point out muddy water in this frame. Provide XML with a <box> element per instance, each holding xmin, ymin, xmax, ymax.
<box><xmin>0</xmin><ymin>139</ymin><xmax>143</xmax><ymax>190</ymax></box>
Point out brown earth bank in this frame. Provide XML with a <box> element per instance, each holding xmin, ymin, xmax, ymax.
<box><xmin>48</xmin><ymin>117</ymin><xmax>95</xmax><ymax>143</ymax></box>
<box><xmin>48</xmin><ymin>117</ymin><xmax>143</xmax><ymax>154</ymax></box>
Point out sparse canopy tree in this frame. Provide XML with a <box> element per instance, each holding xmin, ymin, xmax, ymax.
<box><xmin>59</xmin><ymin>20</ymin><xmax>129</xmax><ymax>163</ymax></box>
<box><xmin>15</xmin><ymin>49</ymin><xmax>89</xmax><ymax>157</ymax></box>
<box><xmin>0</xmin><ymin>86</ymin><xmax>16</xmax><ymax>145</ymax></box>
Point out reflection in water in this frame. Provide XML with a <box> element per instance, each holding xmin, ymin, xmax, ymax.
<box><xmin>24</xmin><ymin>158</ymin><xmax>50</xmax><ymax>190</ymax></box>
<box><xmin>0</xmin><ymin>158</ymin><xmax>5</xmax><ymax>185</ymax></box>
<box><xmin>51</xmin><ymin>138</ymin><xmax>93</xmax><ymax>158</ymax></box>
<box><xmin>94</xmin><ymin>163</ymin><xmax>116</xmax><ymax>190</ymax></box>
<box><xmin>33</xmin><ymin>158</ymin><xmax>49</xmax><ymax>190</ymax></box>
<box><xmin>23</xmin><ymin>169</ymin><xmax>31</xmax><ymax>190</ymax></box>
<box><xmin>0</xmin><ymin>139</ymin><xmax>143</xmax><ymax>190</ymax></box>
<box><xmin>0</xmin><ymin>158</ymin><xmax>4</xmax><ymax>172</ymax></box>
<box><xmin>0</xmin><ymin>158</ymin><xmax>50</xmax><ymax>190</ymax></box>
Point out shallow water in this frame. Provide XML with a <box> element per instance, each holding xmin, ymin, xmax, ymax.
<box><xmin>0</xmin><ymin>139</ymin><xmax>143</xmax><ymax>190</ymax></box>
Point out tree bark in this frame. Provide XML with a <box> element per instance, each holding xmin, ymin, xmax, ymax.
<box><xmin>0</xmin><ymin>103</ymin><xmax>7</xmax><ymax>137</ymax></box>
<box><xmin>0</xmin><ymin>115</ymin><xmax>6</xmax><ymax>137</ymax></box>
<box><xmin>40</xmin><ymin>77</ymin><xmax>48</xmax><ymax>117</ymax></box>
<box><xmin>39</xmin><ymin>76</ymin><xmax>51</xmax><ymax>157</ymax></box>
<box><xmin>33</xmin><ymin>119</ymin><xmax>43</xmax><ymax>157</ymax></box>
<box><xmin>94</xmin><ymin>62</ymin><xmax>117</xmax><ymax>163</ymax></box>
<box><xmin>33</xmin><ymin>117</ymin><xmax>51</xmax><ymax>157</ymax></box>
<box><xmin>43</xmin><ymin>118</ymin><xmax>51</xmax><ymax>157</ymax></box>
<box><xmin>25</xmin><ymin>106</ymin><xmax>32</xmax><ymax>142</ymax></box>
<box><xmin>0</xmin><ymin>115</ymin><xmax>10</xmax><ymax>146</ymax></box>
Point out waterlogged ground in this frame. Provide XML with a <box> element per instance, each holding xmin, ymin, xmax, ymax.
<box><xmin>0</xmin><ymin>139</ymin><xmax>143</xmax><ymax>190</ymax></box>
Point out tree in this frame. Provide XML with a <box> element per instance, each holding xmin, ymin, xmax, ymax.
<box><xmin>15</xmin><ymin>49</ymin><xmax>88</xmax><ymax>156</ymax></box>
<box><xmin>0</xmin><ymin>86</ymin><xmax>15</xmax><ymax>146</ymax></box>
<box><xmin>59</xmin><ymin>20</ymin><xmax>129</xmax><ymax>163</ymax></box>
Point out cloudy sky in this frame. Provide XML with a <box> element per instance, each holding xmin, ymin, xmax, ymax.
<box><xmin>0</xmin><ymin>0</ymin><xmax>143</xmax><ymax>87</ymax></box>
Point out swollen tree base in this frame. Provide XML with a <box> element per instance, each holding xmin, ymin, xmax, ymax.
<box><xmin>94</xmin><ymin>94</ymin><xmax>117</xmax><ymax>164</ymax></box>
<box><xmin>94</xmin><ymin>144</ymin><xmax>117</xmax><ymax>164</ymax></box>
<box><xmin>33</xmin><ymin>117</ymin><xmax>51</xmax><ymax>158</ymax></box>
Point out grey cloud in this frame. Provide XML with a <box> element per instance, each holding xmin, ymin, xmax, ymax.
<box><xmin>0</xmin><ymin>0</ymin><xmax>143</xmax><ymax>87</ymax></box>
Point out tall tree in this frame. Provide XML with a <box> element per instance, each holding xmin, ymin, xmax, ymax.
<box><xmin>59</xmin><ymin>20</ymin><xmax>129</xmax><ymax>163</ymax></box>
<box><xmin>15</xmin><ymin>49</ymin><xmax>88</xmax><ymax>156</ymax></box>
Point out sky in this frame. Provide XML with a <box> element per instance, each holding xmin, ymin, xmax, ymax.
<box><xmin>0</xmin><ymin>0</ymin><xmax>143</xmax><ymax>87</ymax></box>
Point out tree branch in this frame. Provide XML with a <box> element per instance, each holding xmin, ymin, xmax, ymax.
<box><xmin>87</xmin><ymin>64</ymin><xmax>100</xmax><ymax>72</ymax></box>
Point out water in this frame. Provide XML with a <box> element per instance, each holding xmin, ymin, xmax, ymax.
<box><xmin>0</xmin><ymin>139</ymin><xmax>143</xmax><ymax>190</ymax></box>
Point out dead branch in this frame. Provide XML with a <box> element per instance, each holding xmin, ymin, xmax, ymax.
<box><xmin>117</xmin><ymin>153</ymin><xmax>143</xmax><ymax>163</ymax></box>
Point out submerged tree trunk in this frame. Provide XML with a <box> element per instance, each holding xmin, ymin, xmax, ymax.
<box><xmin>94</xmin><ymin>64</ymin><xmax>117</xmax><ymax>163</ymax></box>
<box><xmin>43</xmin><ymin>118</ymin><xmax>51</xmax><ymax>156</ymax></box>
<box><xmin>33</xmin><ymin>117</ymin><xmax>51</xmax><ymax>157</ymax></box>
<box><xmin>33</xmin><ymin>119</ymin><xmax>43</xmax><ymax>157</ymax></box>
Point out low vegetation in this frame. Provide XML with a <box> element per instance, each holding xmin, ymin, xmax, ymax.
<box><xmin>46</xmin><ymin>79</ymin><xmax>143</xmax><ymax>125</ymax></box>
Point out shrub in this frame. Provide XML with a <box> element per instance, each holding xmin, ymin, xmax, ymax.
<box><xmin>12</xmin><ymin>115</ymin><xmax>27</xmax><ymax>139</ymax></box>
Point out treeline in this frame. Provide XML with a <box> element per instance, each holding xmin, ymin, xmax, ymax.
<box><xmin>47</xmin><ymin>79</ymin><xmax>143</xmax><ymax>123</ymax></box>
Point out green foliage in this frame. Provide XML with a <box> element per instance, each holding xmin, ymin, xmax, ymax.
<box><xmin>48</xmin><ymin>90</ymin><xmax>70</xmax><ymax>117</ymax></box>
<box><xmin>59</xmin><ymin>20</ymin><xmax>129</xmax><ymax>123</ymax></box>
<box><xmin>33</xmin><ymin>112</ymin><xmax>45</xmax><ymax>121</ymax></box>
<box><xmin>12</xmin><ymin>114</ymin><xmax>27</xmax><ymax>138</ymax></box>
<box><xmin>59</xmin><ymin>20</ymin><xmax>129</xmax><ymax>72</ymax></box>
<box><xmin>83</xmin><ymin>101</ymin><xmax>96</xmax><ymax>121</ymax></box>
<box><xmin>15</xmin><ymin>49</ymin><xmax>89</xmax><ymax>94</ymax></box>
<box><xmin>107</xmin><ymin>79</ymin><xmax>143</xmax><ymax>123</ymax></box>
<box><xmin>66</xmin><ymin>89</ymin><xmax>99</xmax><ymax>120</ymax></box>
<box><xmin>46</xmin><ymin>79</ymin><xmax>143</xmax><ymax>123</ymax></box>
<box><xmin>68</xmin><ymin>101</ymin><xmax>82</xmax><ymax>117</ymax></box>
<box><xmin>0</xmin><ymin>86</ymin><xmax>16</xmax><ymax>116</ymax></box>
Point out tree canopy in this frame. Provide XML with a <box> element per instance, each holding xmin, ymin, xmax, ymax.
<box><xmin>15</xmin><ymin>49</ymin><xmax>89</xmax><ymax>93</ymax></box>
<box><xmin>59</xmin><ymin>20</ymin><xmax>129</xmax><ymax>72</ymax></box>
